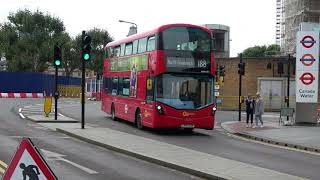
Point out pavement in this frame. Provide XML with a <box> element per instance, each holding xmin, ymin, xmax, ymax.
<box><xmin>221</xmin><ymin>113</ymin><xmax>320</xmax><ymax>153</ymax></box>
<box><xmin>20</xmin><ymin>107</ymin><xmax>307</xmax><ymax>180</ymax></box>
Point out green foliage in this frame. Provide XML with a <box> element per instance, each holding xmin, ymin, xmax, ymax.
<box><xmin>242</xmin><ymin>44</ymin><xmax>280</xmax><ymax>57</ymax></box>
<box><xmin>0</xmin><ymin>9</ymin><xmax>65</xmax><ymax>72</ymax></box>
<box><xmin>0</xmin><ymin>9</ymin><xmax>113</xmax><ymax>75</ymax></box>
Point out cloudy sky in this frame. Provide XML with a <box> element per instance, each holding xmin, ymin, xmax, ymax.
<box><xmin>0</xmin><ymin>0</ymin><xmax>276</xmax><ymax>57</ymax></box>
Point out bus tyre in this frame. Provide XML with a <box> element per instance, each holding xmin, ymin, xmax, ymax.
<box><xmin>136</xmin><ymin>109</ymin><xmax>143</xmax><ymax>129</ymax></box>
<box><xmin>111</xmin><ymin>105</ymin><xmax>116</xmax><ymax>121</ymax></box>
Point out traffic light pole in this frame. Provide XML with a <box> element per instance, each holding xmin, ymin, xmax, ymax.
<box><xmin>54</xmin><ymin>65</ymin><xmax>58</xmax><ymax>120</ymax></box>
<box><xmin>287</xmin><ymin>54</ymin><xmax>291</xmax><ymax>121</ymax></box>
<box><xmin>81</xmin><ymin>31</ymin><xmax>85</xmax><ymax>129</ymax></box>
<box><xmin>238</xmin><ymin>53</ymin><xmax>243</xmax><ymax>122</ymax></box>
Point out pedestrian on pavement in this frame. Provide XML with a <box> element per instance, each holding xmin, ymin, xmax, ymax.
<box><xmin>254</xmin><ymin>92</ymin><xmax>264</xmax><ymax>128</ymax></box>
<box><xmin>245</xmin><ymin>93</ymin><xmax>255</xmax><ymax>128</ymax></box>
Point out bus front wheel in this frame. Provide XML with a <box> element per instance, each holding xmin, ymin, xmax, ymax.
<box><xmin>135</xmin><ymin>109</ymin><xmax>143</xmax><ymax>129</ymax></box>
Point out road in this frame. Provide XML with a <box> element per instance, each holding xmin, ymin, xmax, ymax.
<box><xmin>0</xmin><ymin>98</ymin><xmax>203</xmax><ymax>180</ymax></box>
<box><xmin>58</xmin><ymin>98</ymin><xmax>320</xmax><ymax>180</ymax></box>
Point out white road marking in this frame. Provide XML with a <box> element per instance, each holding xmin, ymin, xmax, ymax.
<box><xmin>19</xmin><ymin>113</ymin><xmax>25</xmax><ymax>119</ymax></box>
<box><xmin>18</xmin><ymin>108</ymin><xmax>22</xmax><ymax>113</ymax></box>
<box><xmin>41</xmin><ymin>149</ymin><xmax>98</xmax><ymax>174</ymax></box>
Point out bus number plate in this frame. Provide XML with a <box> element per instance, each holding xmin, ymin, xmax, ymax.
<box><xmin>181</xmin><ymin>124</ymin><xmax>194</xmax><ymax>128</ymax></box>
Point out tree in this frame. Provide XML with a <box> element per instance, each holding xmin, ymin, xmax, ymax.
<box><xmin>0</xmin><ymin>9</ymin><xmax>65</xmax><ymax>72</ymax></box>
<box><xmin>241</xmin><ymin>44</ymin><xmax>280</xmax><ymax>57</ymax></box>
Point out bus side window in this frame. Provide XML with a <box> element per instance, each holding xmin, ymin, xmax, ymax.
<box><xmin>114</xmin><ymin>46</ymin><xmax>120</xmax><ymax>57</ymax></box>
<box><xmin>122</xmin><ymin>77</ymin><xmax>130</xmax><ymax>96</ymax></box>
<box><xmin>133</xmin><ymin>40</ymin><xmax>138</xmax><ymax>54</ymax></box>
<box><xmin>106</xmin><ymin>78</ymin><xmax>112</xmax><ymax>95</ymax></box>
<box><xmin>120</xmin><ymin>44</ymin><xmax>125</xmax><ymax>56</ymax></box>
<box><xmin>111</xmin><ymin>77</ymin><xmax>118</xmax><ymax>96</ymax></box>
<box><xmin>118</xmin><ymin>77</ymin><xmax>123</xmax><ymax>95</ymax></box>
<box><xmin>125</xmin><ymin>43</ymin><xmax>133</xmax><ymax>56</ymax></box>
<box><xmin>147</xmin><ymin>36</ymin><xmax>155</xmax><ymax>51</ymax></box>
<box><xmin>138</xmin><ymin>37</ymin><xmax>147</xmax><ymax>53</ymax></box>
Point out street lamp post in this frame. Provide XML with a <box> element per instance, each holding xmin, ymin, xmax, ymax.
<box><xmin>119</xmin><ymin>20</ymin><xmax>137</xmax><ymax>36</ymax></box>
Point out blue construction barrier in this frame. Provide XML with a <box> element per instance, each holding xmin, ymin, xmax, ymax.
<box><xmin>0</xmin><ymin>71</ymin><xmax>81</xmax><ymax>94</ymax></box>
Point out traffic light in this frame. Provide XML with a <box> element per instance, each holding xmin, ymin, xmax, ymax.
<box><xmin>238</xmin><ymin>62</ymin><xmax>245</xmax><ymax>75</ymax></box>
<box><xmin>54</xmin><ymin>45</ymin><xmax>62</xmax><ymax>66</ymax></box>
<box><xmin>219</xmin><ymin>65</ymin><xmax>226</xmax><ymax>76</ymax></box>
<box><xmin>82</xmin><ymin>34</ymin><xmax>92</xmax><ymax>61</ymax></box>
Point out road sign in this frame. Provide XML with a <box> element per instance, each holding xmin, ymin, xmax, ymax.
<box><xmin>299</xmin><ymin>72</ymin><xmax>315</xmax><ymax>85</ymax></box>
<box><xmin>296</xmin><ymin>71</ymin><xmax>318</xmax><ymax>103</ymax></box>
<box><xmin>296</xmin><ymin>31</ymin><xmax>319</xmax><ymax>103</ymax></box>
<box><xmin>300</xmin><ymin>35</ymin><xmax>316</xmax><ymax>48</ymax></box>
<box><xmin>300</xmin><ymin>54</ymin><xmax>315</xmax><ymax>66</ymax></box>
<box><xmin>3</xmin><ymin>138</ymin><xmax>57</xmax><ymax>180</ymax></box>
<box><xmin>214</xmin><ymin>92</ymin><xmax>220</xmax><ymax>96</ymax></box>
<box><xmin>214</xmin><ymin>85</ymin><xmax>220</xmax><ymax>90</ymax></box>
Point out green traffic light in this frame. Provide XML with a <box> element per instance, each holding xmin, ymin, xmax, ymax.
<box><xmin>84</xmin><ymin>53</ymin><xmax>90</xmax><ymax>60</ymax></box>
<box><xmin>55</xmin><ymin>59</ymin><xmax>61</xmax><ymax>66</ymax></box>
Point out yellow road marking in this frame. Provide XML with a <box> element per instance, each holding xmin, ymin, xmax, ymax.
<box><xmin>0</xmin><ymin>160</ymin><xmax>8</xmax><ymax>175</ymax></box>
<box><xmin>0</xmin><ymin>160</ymin><xmax>8</xmax><ymax>168</ymax></box>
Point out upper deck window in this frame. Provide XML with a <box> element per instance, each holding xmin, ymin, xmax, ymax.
<box><xmin>138</xmin><ymin>37</ymin><xmax>147</xmax><ymax>53</ymax></box>
<box><xmin>125</xmin><ymin>43</ymin><xmax>133</xmax><ymax>56</ymax></box>
<box><xmin>147</xmin><ymin>36</ymin><xmax>155</xmax><ymax>51</ymax></box>
<box><xmin>162</xmin><ymin>27</ymin><xmax>211</xmax><ymax>52</ymax></box>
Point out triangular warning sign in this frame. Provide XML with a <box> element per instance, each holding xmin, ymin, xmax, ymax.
<box><xmin>3</xmin><ymin>138</ymin><xmax>57</xmax><ymax>180</ymax></box>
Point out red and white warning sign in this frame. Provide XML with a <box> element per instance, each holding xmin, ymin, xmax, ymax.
<box><xmin>3</xmin><ymin>138</ymin><xmax>57</xmax><ymax>180</ymax></box>
<box><xmin>296</xmin><ymin>31</ymin><xmax>319</xmax><ymax>103</ymax></box>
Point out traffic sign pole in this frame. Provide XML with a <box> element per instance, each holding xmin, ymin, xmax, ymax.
<box><xmin>81</xmin><ymin>31</ymin><xmax>85</xmax><ymax>129</ymax></box>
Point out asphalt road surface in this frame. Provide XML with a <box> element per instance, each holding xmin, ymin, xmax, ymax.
<box><xmin>0</xmin><ymin>98</ymin><xmax>203</xmax><ymax>180</ymax></box>
<box><xmin>56</xmin><ymin>98</ymin><xmax>320</xmax><ymax>180</ymax></box>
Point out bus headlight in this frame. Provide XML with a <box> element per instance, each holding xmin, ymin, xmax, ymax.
<box><xmin>212</xmin><ymin>106</ymin><xmax>217</xmax><ymax>116</ymax></box>
<box><xmin>156</xmin><ymin>105</ymin><xmax>164</xmax><ymax>114</ymax></box>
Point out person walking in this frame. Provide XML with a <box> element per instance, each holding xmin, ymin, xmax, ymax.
<box><xmin>254</xmin><ymin>92</ymin><xmax>264</xmax><ymax>128</ymax></box>
<box><xmin>245</xmin><ymin>94</ymin><xmax>255</xmax><ymax>128</ymax></box>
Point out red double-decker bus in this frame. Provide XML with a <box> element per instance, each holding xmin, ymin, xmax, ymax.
<box><xmin>102</xmin><ymin>24</ymin><xmax>216</xmax><ymax>131</ymax></box>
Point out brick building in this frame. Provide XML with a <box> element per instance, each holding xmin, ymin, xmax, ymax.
<box><xmin>216</xmin><ymin>57</ymin><xmax>295</xmax><ymax>111</ymax></box>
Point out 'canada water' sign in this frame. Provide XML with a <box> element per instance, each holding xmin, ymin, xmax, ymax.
<box><xmin>296</xmin><ymin>31</ymin><xmax>319</xmax><ymax>103</ymax></box>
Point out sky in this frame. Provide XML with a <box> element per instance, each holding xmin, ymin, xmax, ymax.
<box><xmin>0</xmin><ymin>0</ymin><xmax>276</xmax><ymax>57</ymax></box>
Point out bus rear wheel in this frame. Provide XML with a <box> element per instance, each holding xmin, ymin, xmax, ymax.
<box><xmin>135</xmin><ymin>109</ymin><xmax>143</xmax><ymax>129</ymax></box>
<box><xmin>111</xmin><ymin>105</ymin><xmax>116</xmax><ymax>121</ymax></box>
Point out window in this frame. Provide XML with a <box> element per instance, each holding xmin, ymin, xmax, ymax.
<box><xmin>114</xmin><ymin>46</ymin><xmax>121</xmax><ymax>57</ymax></box>
<box><xmin>111</xmin><ymin>77</ymin><xmax>118</xmax><ymax>95</ymax></box>
<box><xmin>122</xmin><ymin>77</ymin><xmax>130</xmax><ymax>96</ymax></box>
<box><xmin>125</xmin><ymin>43</ymin><xmax>133</xmax><ymax>56</ymax></box>
<box><xmin>138</xmin><ymin>37</ymin><xmax>147</xmax><ymax>53</ymax></box>
<box><xmin>120</xmin><ymin>44</ymin><xmax>125</xmax><ymax>56</ymax></box>
<box><xmin>162</xmin><ymin>27</ymin><xmax>211</xmax><ymax>52</ymax></box>
<box><xmin>133</xmin><ymin>40</ymin><xmax>138</xmax><ymax>54</ymax></box>
<box><xmin>118</xmin><ymin>77</ymin><xmax>123</xmax><ymax>95</ymax></box>
<box><xmin>147</xmin><ymin>36</ymin><xmax>155</xmax><ymax>51</ymax></box>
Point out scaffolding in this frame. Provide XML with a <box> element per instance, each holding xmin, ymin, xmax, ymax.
<box><xmin>281</xmin><ymin>0</ymin><xmax>320</xmax><ymax>54</ymax></box>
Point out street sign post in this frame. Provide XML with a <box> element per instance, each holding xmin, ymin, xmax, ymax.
<box><xmin>295</xmin><ymin>31</ymin><xmax>319</xmax><ymax>124</ymax></box>
<box><xmin>3</xmin><ymin>138</ymin><xmax>57</xmax><ymax>180</ymax></box>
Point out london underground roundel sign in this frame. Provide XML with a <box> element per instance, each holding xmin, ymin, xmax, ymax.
<box><xmin>299</xmin><ymin>72</ymin><xmax>315</xmax><ymax>85</ymax></box>
<box><xmin>300</xmin><ymin>35</ymin><xmax>316</xmax><ymax>48</ymax></box>
<box><xmin>300</xmin><ymin>54</ymin><xmax>316</xmax><ymax>66</ymax></box>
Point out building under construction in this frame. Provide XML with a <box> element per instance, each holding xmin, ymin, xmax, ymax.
<box><xmin>281</xmin><ymin>0</ymin><xmax>320</xmax><ymax>54</ymax></box>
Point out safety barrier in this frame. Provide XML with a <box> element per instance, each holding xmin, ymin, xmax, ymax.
<box><xmin>57</xmin><ymin>85</ymin><xmax>81</xmax><ymax>97</ymax></box>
